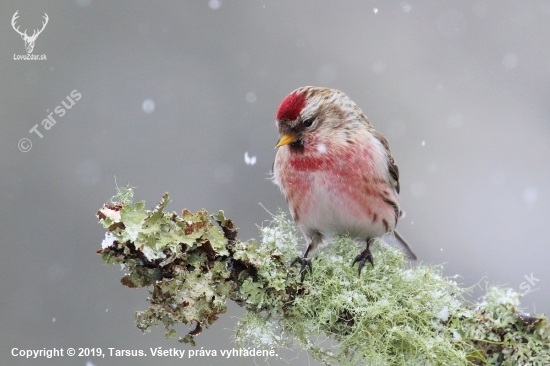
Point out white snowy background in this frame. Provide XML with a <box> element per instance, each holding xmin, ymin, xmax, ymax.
<box><xmin>1</xmin><ymin>1</ymin><xmax>549</xmax><ymax>365</ymax></box>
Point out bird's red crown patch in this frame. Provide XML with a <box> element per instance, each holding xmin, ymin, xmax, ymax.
<box><xmin>276</xmin><ymin>92</ymin><xmax>306</xmax><ymax>121</ymax></box>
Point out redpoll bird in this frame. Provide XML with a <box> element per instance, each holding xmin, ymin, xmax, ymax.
<box><xmin>272</xmin><ymin>86</ymin><xmax>417</xmax><ymax>277</ymax></box>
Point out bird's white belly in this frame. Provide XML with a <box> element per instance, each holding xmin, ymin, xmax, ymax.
<box><xmin>298</xmin><ymin>172</ymin><xmax>390</xmax><ymax>243</ymax></box>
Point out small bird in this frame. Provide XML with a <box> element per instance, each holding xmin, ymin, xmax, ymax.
<box><xmin>272</xmin><ymin>86</ymin><xmax>416</xmax><ymax>277</ymax></box>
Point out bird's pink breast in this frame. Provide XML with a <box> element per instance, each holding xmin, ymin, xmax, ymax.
<box><xmin>275</xmin><ymin>141</ymin><xmax>397</xmax><ymax>240</ymax></box>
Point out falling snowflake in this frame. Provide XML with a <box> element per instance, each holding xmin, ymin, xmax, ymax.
<box><xmin>142</xmin><ymin>99</ymin><xmax>155</xmax><ymax>114</ymax></box>
<box><xmin>502</xmin><ymin>53</ymin><xmax>518</xmax><ymax>70</ymax></box>
<box><xmin>244</xmin><ymin>151</ymin><xmax>257</xmax><ymax>166</ymax></box>
<box><xmin>209</xmin><ymin>0</ymin><xmax>221</xmax><ymax>10</ymax></box>
<box><xmin>246</xmin><ymin>92</ymin><xmax>257</xmax><ymax>103</ymax></box>
<box><xmin>523</xmin><ymin>187</ymin><xmax>538</xmax><ymax>203</ymax></box>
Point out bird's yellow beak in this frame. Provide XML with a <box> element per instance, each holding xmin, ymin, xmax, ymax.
<box><xmin>275</xmin><ymin>132</ymin><xmax>298</xmax><ymax>148</ymax></box>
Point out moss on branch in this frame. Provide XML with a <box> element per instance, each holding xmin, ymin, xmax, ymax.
<box><xmin>96</xmin><ymin>188</ymin><xmax>550</xmax><ymax>365</ymax></box>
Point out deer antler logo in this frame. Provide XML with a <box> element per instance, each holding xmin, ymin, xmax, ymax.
<box><xmin>11</xmin><ymin>11</ymin><xmax>49</xmax><ymax>54</ymax></box>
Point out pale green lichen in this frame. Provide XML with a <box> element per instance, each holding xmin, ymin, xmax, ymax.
<box><xmin>97</xmin><ymin>190</ymin><xmax>550</xmax><ymax>365</ymax></box>
<box><xmin>97</xmin><ymin>190</ymin><xmax>236</xmax><ymax>345</ymax></box>
<box><xmin>235</xmin><ymin>218</ymin><xmax>469</xmax><ymax>365</ymax></box>
<box><xmin>450</xmin><ymin>286</ymin><xmax>550</xmax><ymax>365</ymax></box>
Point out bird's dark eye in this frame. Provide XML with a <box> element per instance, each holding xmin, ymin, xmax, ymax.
<box><xmin>303</xmin><ymin>118</ymin><xmax>314</xmax><ymax>127</ymax></box>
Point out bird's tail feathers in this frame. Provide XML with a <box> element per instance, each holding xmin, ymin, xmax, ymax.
<box><xmin>393</xmin><ymin>230</ymin><xmax>417</xmax><ymax>260</ymax></box>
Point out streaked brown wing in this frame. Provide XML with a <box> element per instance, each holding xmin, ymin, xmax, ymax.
<box><xmin>371</xmin><ymin>130</ymin><xmax>400</xmax><ymax>194</ymax></box>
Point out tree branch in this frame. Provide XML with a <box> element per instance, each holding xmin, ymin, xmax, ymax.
<box><xmin>96</xmin><ymin>187</ymin><xmax>550</xmax><ymax>365</ymax></box>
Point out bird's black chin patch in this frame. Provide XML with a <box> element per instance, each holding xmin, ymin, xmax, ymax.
<box><xmin>290</xmin><ymin>139</ymin><xmax>304</xmax><ymax>151</ymax></box>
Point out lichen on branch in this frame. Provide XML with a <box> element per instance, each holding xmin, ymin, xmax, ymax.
<box><xmin>96</xmin><ymin>187</ymin><xmax>550</xmax><ymax>365</ymax></box>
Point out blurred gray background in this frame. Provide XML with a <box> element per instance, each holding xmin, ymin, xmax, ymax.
<box><xmin>1</xmin><ymin>1</ymin><xmax>549</xmax><ymax>365</ymax></box>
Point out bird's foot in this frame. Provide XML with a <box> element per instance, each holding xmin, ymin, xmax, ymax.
<box><xmin>352</xmin><ymin>247</ymin><xmax>374</xmax><ymax>277</ymax></box>
<box><xmin>290</xmin><ymin>256</ymin><xmax>312</xmax><ymax>282</ymax></box>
